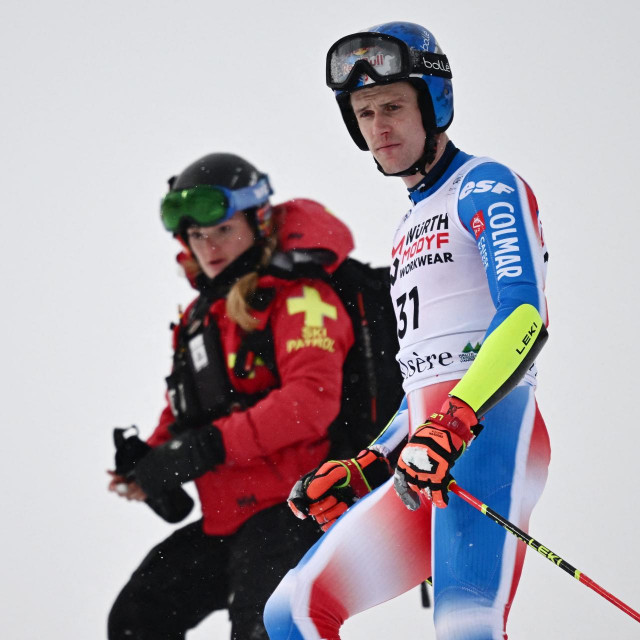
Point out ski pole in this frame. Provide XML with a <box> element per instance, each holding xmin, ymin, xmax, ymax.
<box><xmin>449</xmin><ymin>482</ymin><xmax>640</xmax><ymax>624</ymax></box>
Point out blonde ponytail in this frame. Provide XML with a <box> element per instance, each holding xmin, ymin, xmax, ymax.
<box><xmin>226</xmin><ymin>236</ymin><xmax>277</xmax><ymax>332</ymax></box>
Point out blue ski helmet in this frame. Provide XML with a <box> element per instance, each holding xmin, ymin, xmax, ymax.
<box><xmin>326</xmin><ymin>21</ymin><xmax>453</xmax><ymax>151</ymax></box>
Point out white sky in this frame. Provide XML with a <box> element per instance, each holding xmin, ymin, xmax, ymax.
<box><xmin>2</xmin><ymin>1</ymin><xmax>639</xmax><ymax>638</ymax></box>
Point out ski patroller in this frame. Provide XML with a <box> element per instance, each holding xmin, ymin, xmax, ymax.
<box><xmin>450</xmin><ymin>482</ymin><xmax>640</xmax><ymax>624</ymax></box>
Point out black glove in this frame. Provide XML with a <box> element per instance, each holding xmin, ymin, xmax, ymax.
<box><xmin>113</xmin><ymin>426</ymin><xmax>195</xmax><ymax>523</ymax></box>
<box><xmin>131</xmin><ymin>424</ymin><xmax>225</xmax><ymax>498</ymax></box>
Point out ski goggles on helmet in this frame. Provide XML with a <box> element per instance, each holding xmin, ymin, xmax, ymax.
<box><xmin>160</xmin><ymin>175</ymin><xmax>273</xmax><ymax>233</ymax></box>
<box><xmin>326</xmin><ymin>32</ymin><xmax>452</xmax><ymax>91</ymax></box>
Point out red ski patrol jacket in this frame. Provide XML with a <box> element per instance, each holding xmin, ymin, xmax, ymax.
<box><xmin>148</xmin><ymin>200</ymin><xmax>355</xmax><ymax>535</ymax></box>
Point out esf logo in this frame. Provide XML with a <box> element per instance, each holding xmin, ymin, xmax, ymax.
<box><xmin>459</xmin><ymin>180</ymin><xmax>515</xmax><ymax>200</ymax></box>
<box><xmin>398</xmin><ymin>351</ymin><xmax>453</xmax><ymax>378</ymax></box>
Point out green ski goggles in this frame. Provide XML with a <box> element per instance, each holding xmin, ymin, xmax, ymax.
<box><xmin>160</xmin><ymin>176</ymin><xmax>273</xmax><ymax>233</ymax></box>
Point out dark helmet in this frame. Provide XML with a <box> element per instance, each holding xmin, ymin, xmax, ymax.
<box><xmin>326</xmin><ymin>21</ymin><xmax>453</xmax><ymax>176</ymax></box>
<box><xmin>161</xmin><ymin>153</ymin><xmax>273</xmax><ymax>237</ymax></box>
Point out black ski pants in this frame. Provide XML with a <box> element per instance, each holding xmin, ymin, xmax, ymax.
<box><xmin>108</xmin><ymin>503</ymin><xmax>320</xmax><ymax>640</ymax></box>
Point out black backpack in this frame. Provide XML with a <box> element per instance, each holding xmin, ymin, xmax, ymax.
<box><xmin>262</xmin><ymin>200</ymin><xmax>405</xmax><ymax>457</ymax></box>
<box><xmin>324</xmin><ymin>258</ymin><xmax>404</xmax><ymax>457</ymax></box>
<box><xmin>242</xmin><ymin>252</ymin><xmax>404</xmax><ymax>459</ymax></box>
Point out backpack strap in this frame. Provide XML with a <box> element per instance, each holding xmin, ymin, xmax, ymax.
<box><xmin>232</xmin><ymin>323</ymin><xmax>278</xmax><ymax>381</ymax></box>
<box><xmin>169</xmin><ymin>294</ymin><xmax>273</xmax><ymax>431</ymax></box>
<box><xmin>265</xmin><ymin>249</ymin><xmax>336</xmax><ymax>281</ymax></box>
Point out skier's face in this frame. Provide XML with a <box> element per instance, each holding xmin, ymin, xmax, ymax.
<box><xmin>186</xmin><ymin>211</ymin><xmax>255</xmax><ymax>279</ymax></box>
<box><xmin>350</xmin><ymin>82</ymin><xmax>425</xmax><ymax>177</ymax></box>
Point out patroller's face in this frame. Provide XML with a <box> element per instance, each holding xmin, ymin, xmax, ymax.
<box><xmin>350</xmin><ymin>82</ymin><xmax>426</xmax><ymax>176</ymax></box>
<box><xmin>186</xmin><ymin>212</ymin><xmax>255</xmax><ymax>279</ymax></box>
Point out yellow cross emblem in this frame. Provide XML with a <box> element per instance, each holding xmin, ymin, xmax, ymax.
<box><xmin>286</xmin><ymin>286</ymin><xmax>337</xmax><ymax>327</ymax></box>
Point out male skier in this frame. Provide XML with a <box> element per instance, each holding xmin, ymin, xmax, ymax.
<box><xmin>265</xmin><ymin>21</ymin><xmax>550</xmax><ymax>640</ymax></box>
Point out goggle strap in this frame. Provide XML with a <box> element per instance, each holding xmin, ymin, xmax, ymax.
<box><xmin>229</xmin><ymin>176</ymin><xmax>273</xmax><ymax>213</ymax></box>
<box><xmin>409</xmin><ymin>51</ymin><xmax>452</xmax><ymax>79</ymax></box>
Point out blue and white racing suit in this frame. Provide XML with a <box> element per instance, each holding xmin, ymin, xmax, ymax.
<box><xmin>265</xmin><ymin>144</ymin><xmax>551</xmax><ymax>640</ymax></box>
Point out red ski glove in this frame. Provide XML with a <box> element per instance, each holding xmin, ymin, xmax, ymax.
<box><xmin>288</xmin><ymin>449</ymin><xmax>392</xmax><ymax>531</ymax></box>
<box><xmin>394</xmin><ymin>397</ymin><xmax>480</xmax><ymax>509</ymax></box>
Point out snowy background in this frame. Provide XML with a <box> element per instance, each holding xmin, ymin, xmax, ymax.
<box><xmin>2</xmin><ymin>0</ymin><xmax>639</xmax><ymax>638</ymax></box>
